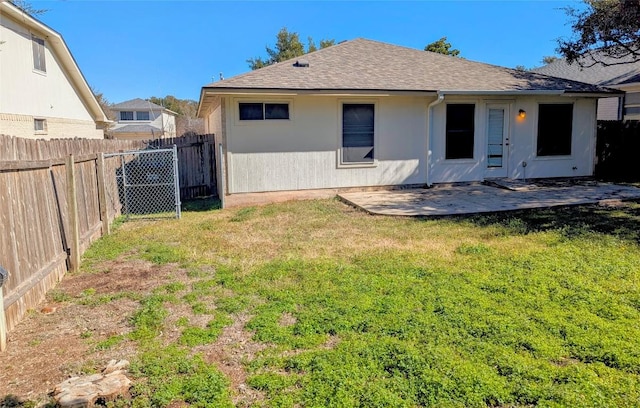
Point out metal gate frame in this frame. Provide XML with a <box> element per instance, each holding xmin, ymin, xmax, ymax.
<box><xmin>104</xmin><ymin>146</ymin><xmax>181</xmax><ymax>219</ymax></box>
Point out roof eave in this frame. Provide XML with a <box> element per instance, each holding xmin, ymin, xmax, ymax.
<box><xmin>201</xmin><ymin>87</ymin><xmax>439</xmax><ymax>97</ymax></box>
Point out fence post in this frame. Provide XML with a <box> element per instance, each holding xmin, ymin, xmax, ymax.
<box><xmin>0</xmin><ymin>266</ymin><xmax>8</xmax><ymax>352</ymax></box>
<box><xmin>173</xmin><ymin>144</ymin><xmax>181</xmax><ymax>219</ymax></box>
<box><xmin>96</xmin><ymin>153</ymin><xmax>110</xmax><ymax>235</ymax></box>
<box><xmin>66</xmin><ymin>155</ymin><xmax>80</xmax><ymax>272</ymax></box>
<box><xmin>218</xmin><ymin>143</ymin><xmax>226</xmax><ymax>209</ymax></box>
<box><xmin>0</xmin><ymin>288</ymin><xmax>6</xmax><ymax>352</ymax></box>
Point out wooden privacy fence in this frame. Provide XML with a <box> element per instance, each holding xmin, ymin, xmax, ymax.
<box><xmin>0</xmin><ymin>135</ymin><xmax>146</xmax><ymax>351</ymax></box>
<box><xmin>596</xmin><ymin>120</ymin><xmax>640</xmax><ymax>181</ymax></box>
<box><xmin>0</xmin><ymin>134</ymin><xmax>145</xmax><ymax>161</ymax></box>
<box><xmin>151</xmin><ymin>134</ymin><xmax>217</xmax><ymax>199</ymax></box>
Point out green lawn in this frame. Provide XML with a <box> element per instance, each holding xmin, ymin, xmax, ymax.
<box><xmin>80</xmin><ymin>198</ymin><xmax>640</xmax><ymax>407</ymax></box>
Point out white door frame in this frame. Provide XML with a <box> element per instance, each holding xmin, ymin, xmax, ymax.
<box><xmin>485</xmin><ymin>103</ymin><xmax>510</xmax><ymax>178</ymax></box>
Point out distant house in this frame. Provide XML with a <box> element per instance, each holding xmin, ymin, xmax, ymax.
<box><xmin>198</xmin><ymin>39</ymin><xmax>619</xmax><ymax>203</ymax></box>
<box><xmin>110</xmin><ymin>98</ymin><xmax>177</xmax><ymax>140</ymax></box>
<box><xmin>0</xmin><ymin>1</ymin><xmax>109</xmax><ymax>139</ymax></box>
<box><xmin>534</xmin><ymin>54</ymin><xmax>640</xmax><ymax>121</ymax></box>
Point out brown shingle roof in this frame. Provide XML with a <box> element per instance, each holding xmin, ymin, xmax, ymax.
<box><xmin>203</xmin><ymin>38</ymin><xmax>618</xmax><ymax>94</ymax></box>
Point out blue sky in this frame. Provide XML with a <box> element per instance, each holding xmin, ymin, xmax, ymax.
<box><xmin>31</xmin><ymin>0</ymin><xmax>583</xmax><ymax>104</ymax></box>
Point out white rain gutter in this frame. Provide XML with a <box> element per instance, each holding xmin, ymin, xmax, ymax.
<box><xmin>426</xmin><ymin>92</ymin><xmax>445</xmax><ymax>187</ymax></box>
<box><xmin>438</xmin><ymin>90</ymin><xmax>564</xmax><ymax>96</ymax></box>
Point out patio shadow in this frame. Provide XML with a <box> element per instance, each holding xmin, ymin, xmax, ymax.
<box><xmin>457</xmin><ymin>199</ymin><xmax>640</xmax><ymax>244</ymax></box>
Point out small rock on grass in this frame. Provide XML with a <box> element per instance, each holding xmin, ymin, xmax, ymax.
<box><xmin>53</xmin><ymin>360</ymin><xmax>131</xmax><ymax>408</ymax></box>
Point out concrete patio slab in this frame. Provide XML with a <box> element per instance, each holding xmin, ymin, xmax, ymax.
<box><xmin>338</xmin><ymin>181</ymin><xmax>640</xmax><ymax>216</ymax></box>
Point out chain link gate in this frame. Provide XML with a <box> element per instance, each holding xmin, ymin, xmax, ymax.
<box><xmin>104</xmin><ymin>146</ymin><xmax>181</xmax><ymax>220</ymax></box>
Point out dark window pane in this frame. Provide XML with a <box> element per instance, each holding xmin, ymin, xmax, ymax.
<box><xmin>446</xmin><ymin>104</ymin><xmax>475</xmax><ymax>159</ymax></box>
<box><xmin>136</xmin><ymin>111</ymin><xmax>150</xmax><ymax>121</ymax></box>
<box><xmin>265</xmin><ymin>103</ymin><xmax>289</xmax><ymax>119</ymax></box>
<box><xmin>239</xmin><ymin>103</ymin><xmax>264</xmax><ymax>120</ymax></box>
<box><xmin>120</xmin><ymin>111</ymin><xmax>134</xmax><ymax>121</ymax></box>
<box><xmin>343</xmin><ymin>104</ymin><xmax>374</xmax><ymax>163</ymax></box>
<box><xmin>537</xmin><ymin>104</ymin><xmax>572</xmax><ymax>156</ymax></box>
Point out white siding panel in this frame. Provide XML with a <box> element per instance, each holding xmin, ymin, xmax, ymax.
<box><xmin>430</xmin><ymin>96</ymin><xmax>598</xmax><ymax>183</ymax></box>
<box><xmin>229</xmin><ymin>152</ymin><xmax>421</xmax><ymax>193</ymax></box>
<box><xmin>225</xmin><ymin>95</ymin><xmax>427</xmax><ymax>193</ymax></box>
<box><xmin>0</xmin><ymin>13</ymin><xmax>102</xmax><ymax>138</ymax></box>
<box><xmin>0</xmin><ymin>14</ymin><xmax>95</xmax><ymax>122</ymax></box>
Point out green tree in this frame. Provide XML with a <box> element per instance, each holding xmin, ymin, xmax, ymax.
<box><xmin>248</xmin><ymin>28</ymin><xmax>335</xmax><ymax>70</ymax></box>
<box><xmin>558</xmin><ymin>0</ymin><xmax>640</xmax><ymax>66</ymax></box>
<box><xmin>542</xmin><ymin>55</ymin><xmax>561</xmax><ymax>65</ymax></box>
<box><xmin>424</xmin><ymin>37</ymin><xmax>461</xmax><ymax>57</ymax></box>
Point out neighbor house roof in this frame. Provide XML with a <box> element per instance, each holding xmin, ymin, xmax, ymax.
<box><xmin>0</xmin><ymin>1</ymin><xmax>110</xmax><ymax>124</ymax></box>
<box><xmin>112</xmin><ymin>98</ymin><xmax>178</xmax><ymax>115</ymax></box>
<box><xmin>111</xmin><ymin>124</ymin><xmax>162</xmax><ymax>134</ymax></box>
<box><xmin>533</xmin><ymin>53</ymin><xmax>640</xmax><ymax>87</ymax></box>
<box><xmin>201</xmin><ymin>38</ymin><xmax>618</xmax><ymax>96</ymax></box>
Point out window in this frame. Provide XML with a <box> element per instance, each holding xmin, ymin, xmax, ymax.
<box><xmin>446</xmin><ymin>104</ymin><xmax>475</xmax><ymax>160</ymax></box>
<box><xmin>136</xmin><ymin>111</ymin><xmax>150</xmax><ymax>121</ymax></box>
<box><xmin>239</xmin><ymin>103</ymin><xmax>290</xmax><ymax>120</ymax></box>
<box><xmin>120</xmin><ymin>111</ymin><xmax>134</xmax><ymax>121</ymax></box>
<box><xmin>265</xmin><ymin>103</ymin><xmax>289</xmax><ymax>119</ymax></box>
<box><xmin>32</xmin><ymin>35</ymin><xmax>46</xmax><ymax>72</ymax></box>
<box><xmin>537</xmin><ymin>104</ymin><xmax>573</xmax><ymax>156</ymax></box>
<box><xmin>34</xmin><ymin>118</ymin><xmax>47</xmax><ymax>133</ymax></box>
<box><xmin>624</xmin><ymin>106</ymin><xmax>640</xmax><ymax>116</ymax></box>
<box><xmin>342</xmin><ymin>103</ymin><xmax>374</xmax><ymax>163</ymax></box>
<box><xmin>239</xmin><ymin>103</ymin><xmax>264</xmax><ymax>120</ymax></box>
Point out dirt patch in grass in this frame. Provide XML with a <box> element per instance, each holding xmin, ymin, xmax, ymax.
<box><xmin>198</xmin><ymin>313</ymin><xmax>268</xmax><ymax>407</ymax></box>
<box><xmin>278</xmin><ymin>312</ymin><xmax>297</xmax><ymax>327</ymax></box>
<box><xmin>0</xmin><ymin>259</ymin><xmax>181</xmax><ymax>404</ymax></box>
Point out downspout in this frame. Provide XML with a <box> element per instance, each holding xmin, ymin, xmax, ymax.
<box><xmin>426</xmin><ymin>92</ymin><xmax>445</xmax><ymax>187</ymax></box>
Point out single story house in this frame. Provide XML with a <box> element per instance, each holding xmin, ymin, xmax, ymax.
<box><xmin>533</xmin><ymin>53</ymin><xmax>640</xmax><ymax>121</ymax></box>
<box><xmin>197</xmin><ymin>39</ymin><xmax>619</xmax><ymax>206</ymax></box>
<box><xmin>110</xmin><ymin>98</ymin><xmax>177</xmax><ymax>140</ymax></box>
<box><xmin>0</xmin><ymin>1</ymin><xmax>109</xmax><ymax>139</ymax></box>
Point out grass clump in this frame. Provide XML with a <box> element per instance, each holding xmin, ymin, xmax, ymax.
<box><xmin>179</xmin><ymin>313</ymin><xmax>233</xmax><ymax>346</ymax></box>
<box><xmin>94</xmin><ymin>335</ymin><xmax>124</xmax><ymax>351</ymax></box>
<box><xmin>130</xmin><ymin>345</ymin><xmax>232</xmax><ymax>407</ymax></box>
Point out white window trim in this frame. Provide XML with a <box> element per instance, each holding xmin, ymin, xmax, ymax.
<box><xmin>337</xmin><ymin>99</ymin><xmax>379</xmax><ymax>168</ymax></box>
<box><xmin>533</xmin><ymin>102</ymin><xmax>575</xmax><ymax>160</ymax></box>
<box><xmin>34</xmin><ymin>118</ymin><xmax>47</xmax><ymax>135</ymax></box>
<box><xmin>233</xmin><ymin>98</ymin><xmax>294</xmax><ymax>125</ymax></box>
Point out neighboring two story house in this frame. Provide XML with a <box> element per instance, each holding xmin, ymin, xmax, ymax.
<box><xmin>0</xmin><ymin>1</ymin><xmax>109</xmax><ymax>139</ymax></box>
<box><xmin>534</xmin><ymin>53</ymin><xmax>640</xmax><ymax>121</ymax></box>
<box><xmin>110</xmin><ymin>98</ymin><xmax>177</xmax><ymax>140</ymax></box>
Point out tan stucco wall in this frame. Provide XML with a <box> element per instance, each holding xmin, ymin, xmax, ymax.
<box><xmin>0</xmin><ymin>113</ymin><xmax>103</xmax><ymax>140</ymax></box>
<box><xmin>0</xmin><ymin>13</ymin><xmax>103</xmax><ymax>139</ymax></box>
